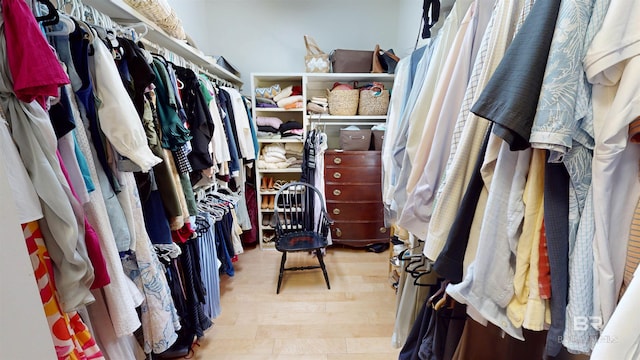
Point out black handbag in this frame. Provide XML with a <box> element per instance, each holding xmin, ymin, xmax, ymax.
<box><xmin>372</xmin><ymin>44</ymin><xmax>400</xmax><ymax>74</ymax></box>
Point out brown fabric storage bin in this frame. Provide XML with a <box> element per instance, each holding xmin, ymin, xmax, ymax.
<box><xmin>372</xmin><ymin>130</ymin><xmax>385</xmax><ymax>150</ymax></box>
<box><xmin>330</xmin><ymin>49</ymin><xmax>373</xmax><ymax>73</ymax></box>
<box><xmin>339</xmin><ymin>129</ymin><xmax>372</xmax><ymax>151</ymax></box>
<box><xmin>358</xmin><ymin>90</ymin><xmax>390</xmax><ymax>115</ymax></box>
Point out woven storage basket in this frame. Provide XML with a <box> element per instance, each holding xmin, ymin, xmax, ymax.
<box><xmin>358</xmin><ymin>89</ymin><xmax>390</xmax><ymax>115</ymax></box>
<box><xmin>124</xmin><ymin>0</ymin><xmax>172</xmax><ymax>21</ymax></box>
<box><xmin>124</xmin><ymin>0</ymin><xmax>186</xmax><ymax>39</ymax></box>
<box><xmin>156</xmin><ymin>10</ymin><xmax>186</xmax><ymax>40</ymax></box>
<box><xmin>328</xmin><ymin>89</ymin><xmax>359</xmax><ymax>116</ymax></box>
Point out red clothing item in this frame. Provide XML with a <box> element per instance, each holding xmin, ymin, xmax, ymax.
<box><xmin>58</xmin><ymin>152</ymin><xmax>111</xmax><ymax>289</ymax></box>
<box><xmin>3</xmin><ymin>0</ymin><xmax>69</xmax><ymax>105</ymax></box>
<box><xmin>172</xmin><ymin>222</ymin><xmax>195</xmax><ymax>243</ymax></box>
<box><xmin>538</xmin><ymin>220</ymin><xmax>552</xmax><ymax>299</ymax></box>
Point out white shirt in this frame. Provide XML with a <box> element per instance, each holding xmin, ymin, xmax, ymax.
<box><xmin>424</xmin><ymin>0</ymin><xmax>527</xmax><ymax>261</ymax></box>
<box><xmin>0</xmin><ymin>116</ymin><xmax>42</xmax><ymax>223</ymax></box>
<box><xmin>89</xmin><ymin>36</ymin><xmax>161</xmax><ymax>172</ymax></box>
<box><xmin>222</xmin><ymin>87</ymin><xmax>255</xmax><ymax>161</ymax></box>
<box><xmin>399</xmin><ymin>0</ymin><xmax>494</xmax><ymax>239</ymax></box>
<box><xmin>382</xmin><ymin>57</ymin><xmax>409</xmax><ymax>212</ymax></box>
<box><xmin>392</xmin><ymin>0</ymin><xmax>474</xmax><ymax>217</ymax></box>
<box><xmin>585</xmin><ymin>1</ymin><xmax>640</xmax><ymax>326</ymax></box>
<box><xmin>590</xmin><ymin>268</ymin><xmax>640</xmax><ymax>359</ymax></box>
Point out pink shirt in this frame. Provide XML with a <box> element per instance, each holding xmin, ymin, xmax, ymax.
<box><xmin>3</xmin><ymin>0</ymin><xmax>69</xmax><ymax>105</ymax></box>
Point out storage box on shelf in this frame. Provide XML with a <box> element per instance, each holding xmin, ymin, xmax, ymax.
<box><xmin>305</xmin><ymin>73</ymin><xmax>393</xmax><ymax>150</ymax></box>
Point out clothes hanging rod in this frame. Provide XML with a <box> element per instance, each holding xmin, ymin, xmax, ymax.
<box><xmin>56</xmin><ymin>0</ymin><xmax>240</xmax><ymax>89</ymax></box>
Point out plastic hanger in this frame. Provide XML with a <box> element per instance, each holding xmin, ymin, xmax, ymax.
<box><xmin>35</xmin><ymin>0</ymin><xmax>59</xmax><ymax>26</ymax></box>
<box><xmin>45</xmin><ymin>13</ymin><xmax>76</xmax><ymax>36</ymax></box>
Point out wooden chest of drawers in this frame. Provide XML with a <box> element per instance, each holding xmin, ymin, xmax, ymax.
<box><xmin>324</xmin><ymin>150</ymin><xmax>388</xmax><ymax>247</ymax></box>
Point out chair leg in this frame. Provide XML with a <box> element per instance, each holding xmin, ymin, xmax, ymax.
<box><xmin>277</xmin><ymin>252</ymin><xmax>287</xmax><ymax>294</ymax></box>
<box><xmin>316</xmin><ymin>249</ymin><xmax>330</xmax><ymax>290</ymax></box>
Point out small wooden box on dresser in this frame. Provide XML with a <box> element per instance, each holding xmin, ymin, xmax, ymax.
<box><xmin>324</xmin><ymin>150</ymin><xmax>388</xmax><ymax>247</ymax></box>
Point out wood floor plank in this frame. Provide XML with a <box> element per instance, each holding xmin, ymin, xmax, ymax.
<box><xmin>193</xmin><ymin>246</ymin><xmax>400</xmax><ymax>359</ymax></box>
<box><xmin>256</xmin><ymin>324</ymin><xmax>394</xmax><ymax>339</ymax></box>
<box><xmin>273</xmin><ymin>338</ymin><xmax>347</xmax><ymax>354</ymax></box>
<box><xmin>346</xmin><ymin>337</ymin><xmax>400</xmax><ymax>354</ymax></box>
<box><xmin>196</xmin><ymin>338</ymin><xmax>274</xmax><ymax>355</ymax></box>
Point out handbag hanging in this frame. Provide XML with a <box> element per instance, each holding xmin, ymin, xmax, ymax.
<box><xmin>304</xmin><ymin>35</ymin><xmax>331</xmax><ymax>73</ymax></box>
<box><xmin>372</xmin><ymin>44</ymin><xmax>400</xmax><ymax>74</ymax></box>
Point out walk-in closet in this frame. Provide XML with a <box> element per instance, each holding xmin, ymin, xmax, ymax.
<box><xmin>1</xmin><ymin>0</ymin><xmax>639</xmax><ymax>359</ymax></box>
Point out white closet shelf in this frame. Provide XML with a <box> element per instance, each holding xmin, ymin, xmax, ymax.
<box><xmin>258</xmin><ymin>168</ymin><xmax>302</xmax><ymax>174</ymax></box>
<box><xmin>257</xmin><ymin>138</ymin><xmax>304</xmax><ymax>143</ymax></box>
<box><xmin>255</xmin><ymin>108</ymin><xmax>304</xmax><ymax>113</ymax></box>
<box><xmin>306</xmin><ymin>115</ymin><xmax>388</xmax><ymax>121</ymax></box>
<box><xmin>82</xmin><ymin>0</ymin><xmax>242</xmax><ymax>86</ymax></box>
<box><xmin>252</xmin><ymin>72</ymin><xmax>394</xmax><ymax>83</ymax></box>
<box><xmin>305</xmin><ymin>73</ymin><xmax>395</xmax><ymax>82</ymax></box>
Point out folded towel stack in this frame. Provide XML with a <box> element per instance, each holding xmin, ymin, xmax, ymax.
<box><xmin>276</xmin><ymin>95</ymin><xmax>304</xmax><ymax>109</ymax></box>
<box><xmin>307</xmin><ymin>96</ymin><xmax>329</xmax><ymax>114</ymax></box>
<box><xmin>257</xmin><ymin>143</ymin><xmax>299</xmax><ymax>169</ymax></box>
<box><xmin>285</xmin><ymin>142</ymin><xmax>304</xmax><ymax>158</ymax></box>
<box><xmin>284</xmin><ymin>142</ymin><xmax>304</xmax><ymax>166</ymax></box>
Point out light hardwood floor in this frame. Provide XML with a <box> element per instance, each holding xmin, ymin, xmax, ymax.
<box><xmin>193</xmin><ymin>245</ymin><xmax>401</xmax><ymax>359</ymax></box>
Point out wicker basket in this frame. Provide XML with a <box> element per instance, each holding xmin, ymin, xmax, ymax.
<box><xmin>328</xmin><ymin>89</ymin><xmax>359</xmax><ymax>116</ymax></box>
<box><xmin>358</xmin><ymin>89</ymin><xmax>390</xmax><ymax>115</ymax></box>
<box><xmin>124</xmin><ymin>0</ymin><xmax>172</xmax><ymax>21</ymax></box>
<box><xmin>124</xmin><ymin>0</ymin><xmax>186</xmax><ymax>39</ymax></box>
<box><xmin>156</xmin><ymin>10</ymin><xmax>186</xmax><ymax>40</ymax></box>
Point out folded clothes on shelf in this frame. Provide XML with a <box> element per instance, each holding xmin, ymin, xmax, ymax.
<box><xmin>256</xmin><ymin>131</ymin><xmax>281</xmax><ymax>139</ymax></box>
<box><xmin>256</xmin><ymin>116</ymin><xmax>283</xmax><ymax>129</ymax></box>
<box><xmin>279</xmin><ymin>120</ymin><xmax>303</xmax><ymax>132</ymax></box>
<box><xmin>276</xmin><ymin>95</ymin><xmax>304</xmax><ymax>108</ymax></box>
<box><xmin>258</xmin><ymin>125</ymin><xmax>279</xmax><ymax>133</ymax></box>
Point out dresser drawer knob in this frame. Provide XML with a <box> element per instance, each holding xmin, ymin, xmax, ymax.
<box><xmin>335</xmin><ymin>228</ymin><xmax>342</xmax><ymax>237</ymax></box>
<box><xmin>333</xmin><ymin>157</ymin><xmax>342</xmax><ymax>165</ymax></box>
<box><xmin>379</xmin><ymin>227</ymin><xmax>387</xmax><ymax>234</ymax></box>
<box><xmin>333</xmin><ymin>189</ymin><xmax>341</xmax><ymax>196</ymax></box>
<box><xmin>333</xmin><ymin>172</ymin><xmax>342</xmax><ymax>179</ymax></box>
<box><xmin>333</xmin><ymin>208</ymin><xmax>341</xmax><ymax>215</ymax></box>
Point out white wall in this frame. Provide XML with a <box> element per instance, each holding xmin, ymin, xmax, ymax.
<box><xmin>168</xmin><ymin>0</ymin><xmax>403</xmax><ymax>92</ymax></box>
<box><xmin>0</xmin><ymin>157</ymin><xmax>56</xmax><ymax>359</ymax></box>
<box><xmin>396</xmin><ymin>0</ymin><xmax>425</xmax><ymax>57</ymax></box>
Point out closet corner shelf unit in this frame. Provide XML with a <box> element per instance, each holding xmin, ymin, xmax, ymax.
<box><xmin>252</xmin><ymin>73</ymin><xmax>307</xmax><ymax>249</ymax></box>
<box><xmin>81</xmin><ymin>0</ymin><xmax>243</xmax><ymax>87</ymax></box>
<box><xmin>252</xmin><ymin>72</ymin><xmax>394</xmax><ymax>250</ymax></box>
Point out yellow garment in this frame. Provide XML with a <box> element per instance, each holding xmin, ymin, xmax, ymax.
<box><xmin>507</xmin><ymin>149</ymin><xmax>550</xmax><ymax>330</ymax></box>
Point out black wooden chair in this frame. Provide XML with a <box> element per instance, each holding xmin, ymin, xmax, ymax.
<box><xmin>273</xmin><ymin>181</ymin><xmax>332</xmax><ymax>294</ymax></box>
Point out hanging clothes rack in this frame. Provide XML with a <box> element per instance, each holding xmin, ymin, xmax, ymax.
<box><xmin>54</xmin><ymin>0</ymin><xmax>241</xmax><ymax>89</ymax></box>
<box><xmin>138</xmin><ymin>38</ymin><xmax>237</xmax><ymax>89</ymax></box>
